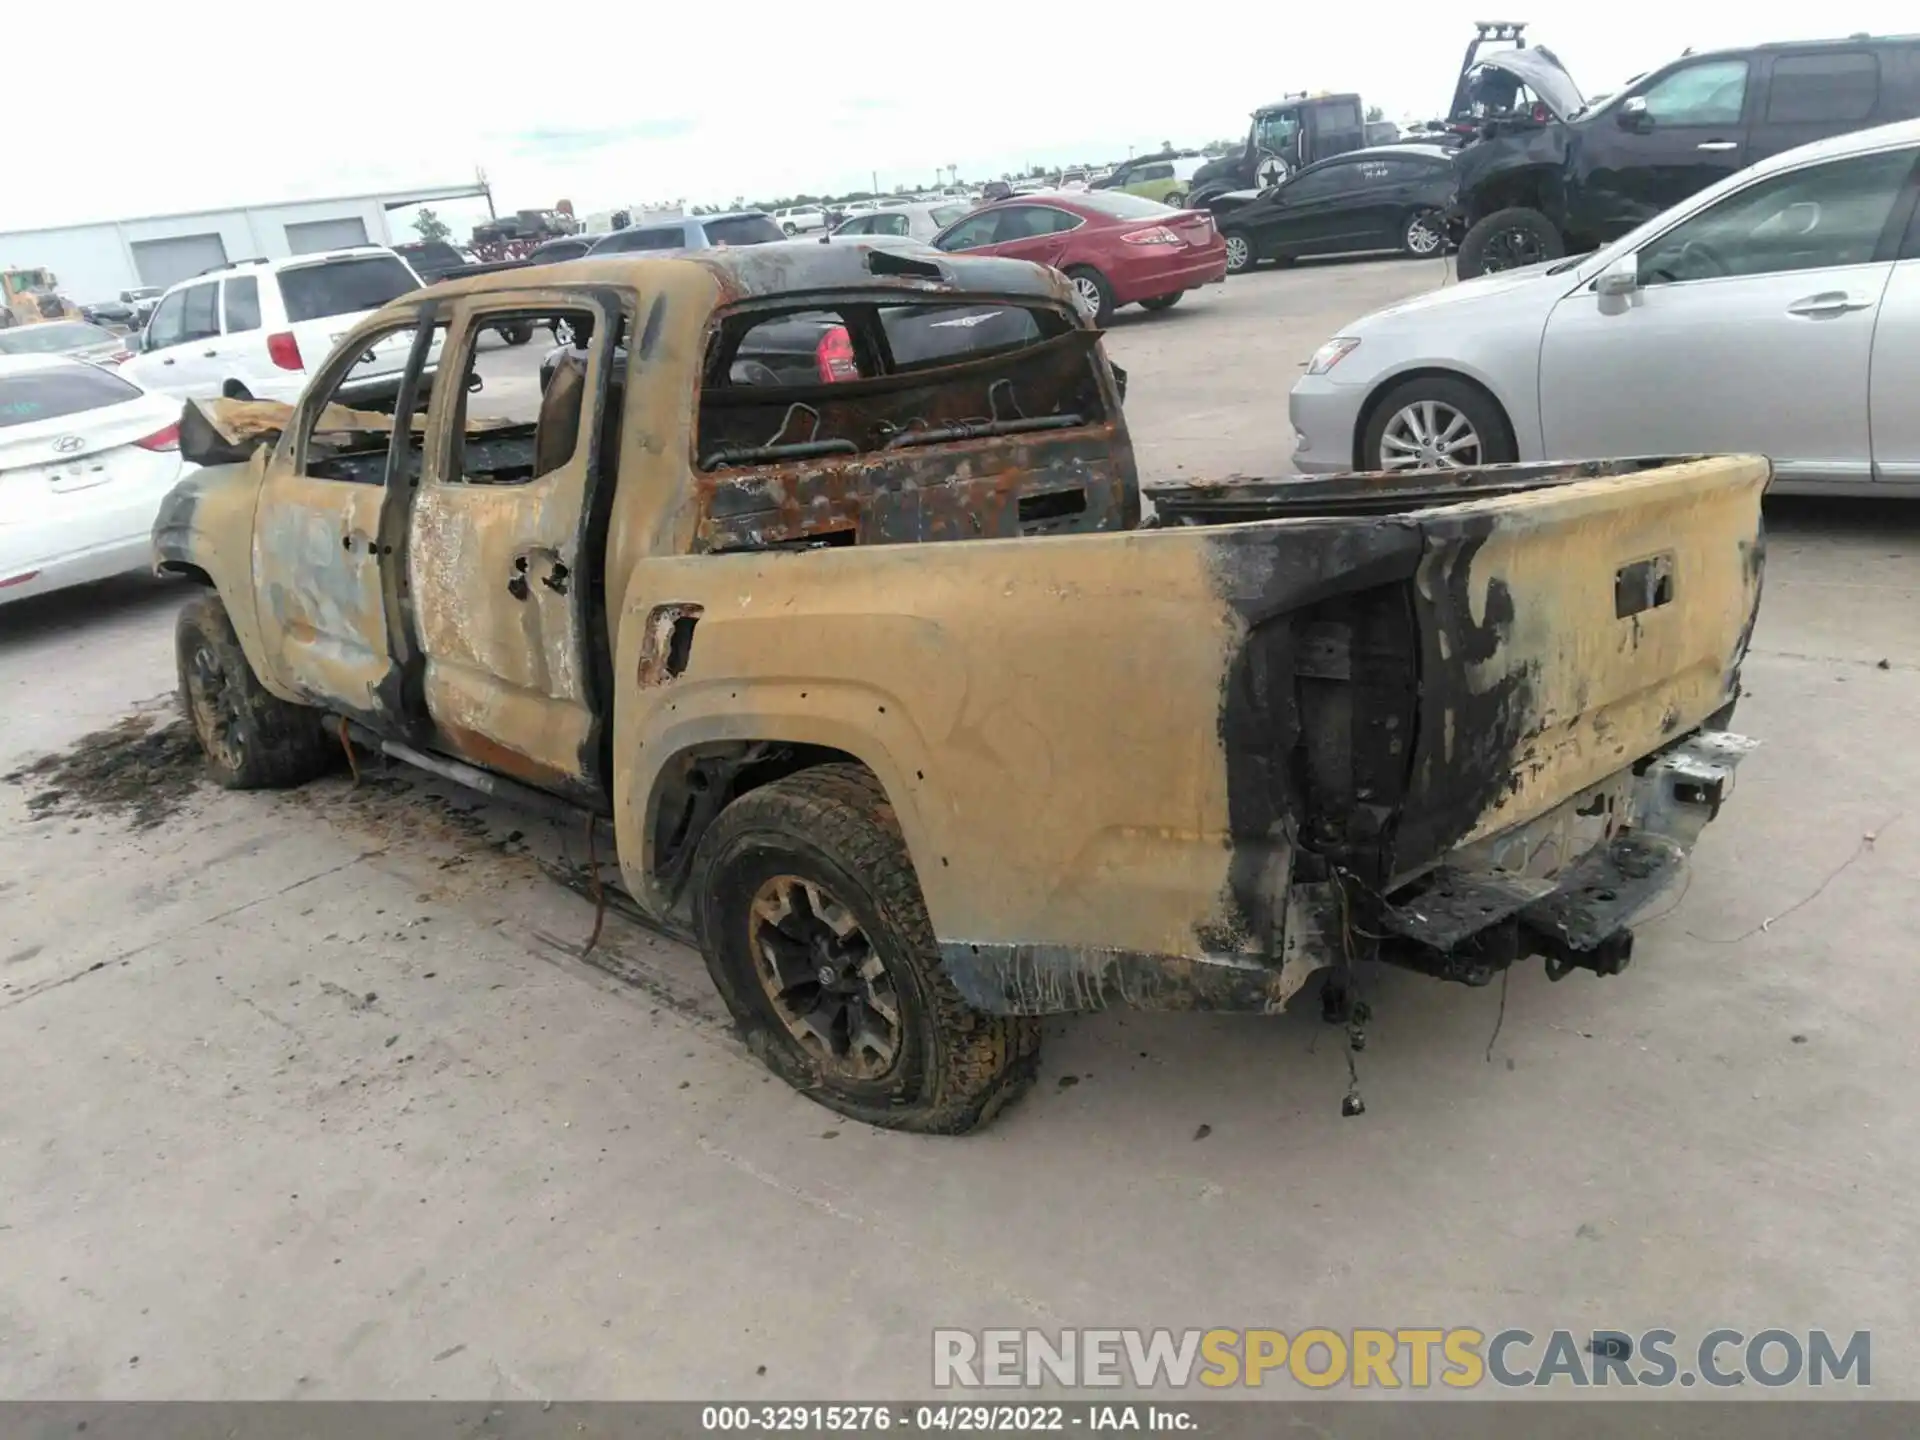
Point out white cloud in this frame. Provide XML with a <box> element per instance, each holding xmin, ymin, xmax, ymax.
<box><xmin>19</xmin><ymin>0</ymin><xmax>1916</xmax><ymax>228</ymax></box>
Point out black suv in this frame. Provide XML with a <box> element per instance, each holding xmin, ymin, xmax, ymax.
<box><xmin>1453</xmin><ymin>34</ymin><xmax>1920</xmax><ymax>277</ymax></box>
<box><xmin>1187</xmin><ymin>94</ymin><xmax>1370</xmax><ymax>206</ymax></box>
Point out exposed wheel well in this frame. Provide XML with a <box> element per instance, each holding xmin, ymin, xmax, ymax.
<box><xmin>1352</xmin><ymin>369</ymin><xmax>1518</xmax><ymax>471</ymax></box>
<box><xmin>1463</xmin><ymin>169</ymin><xmax>1554</xmax><ymax>227</ymax></box>
<box><xmin>646</xmin><ymin>741</ymin><xmax>881</xmax><ymax>903</ymax></box>
<box><xmin>156</xmin><ymin>561</ymin><xmax>214</xmax><ymax>587</ymax></box>
<box><xmin>221</xmin><ymin>379</ymin><xmax>252</xmax><ymax>400</ymax></box>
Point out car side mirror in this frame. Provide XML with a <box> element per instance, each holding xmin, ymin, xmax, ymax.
<box><xmin>1618</xmin><ymin>97</ymin><xmax>1653</xmax><ymax>133</ymax></box>
<box><xmin>1595</xmin><ymin>254</ymin><xmax>1641</xmax><ymax>307</ymax></box>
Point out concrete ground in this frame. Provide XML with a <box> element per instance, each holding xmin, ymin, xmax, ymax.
<box><xmin>2</xmin><ymin>255</ymin><xmax>1918</xmax><ymax>1401</ymax></box>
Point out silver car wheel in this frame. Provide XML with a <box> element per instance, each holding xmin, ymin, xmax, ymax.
<box><xmin>1379</xmin><ymin>399</ymin><xmax>1482</xmax><ymax>470</ymax></box>
<box><xmin>1072</xmin><ymin>274</ymin><xmax>1103</xmax><ymax>314</ymax></box>
<box><xmin>1406</xmin><ymin>214</ymin><xmax>1443</xmax><ymax>255</ymax></box>
<box><xmin>1224</xmin><ymin>234</ymin><xmax>1251</xmax><ymax>273</ymax></box>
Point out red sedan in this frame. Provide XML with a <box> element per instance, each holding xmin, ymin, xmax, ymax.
<box><xmin>930</xmin><ymin>191</ymin><xmax>1226</xmax><ymax>325</ymax></box>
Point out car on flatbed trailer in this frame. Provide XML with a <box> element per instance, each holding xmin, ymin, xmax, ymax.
<box><xmin>152</xmin><ymin>241</ymin><xmax>1766</xmax><ymax>1132</ymax></box>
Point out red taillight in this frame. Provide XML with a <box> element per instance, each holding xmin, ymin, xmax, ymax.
<box><xmin>815</xmin><ymin>324</ymin><xmax>858</xmax><ymax>383</ymax></box>
<box><xmin>1121</xmin><ymin>225</ymin><xmax>1183</xmax><ymax>246</ymax></box>
<box><xmin>135</xmin><ymin>423</ymin><xmax>180</xmax><ymax>452</ymax></box>
<box><xmin>266</xmin><ymin>331</ymin><xmax>303</xmax><ymax>371</ymax></box>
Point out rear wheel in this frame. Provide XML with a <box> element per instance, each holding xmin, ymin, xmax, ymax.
<box><xmin>1222</xmin><ymin>229</ymin><xmax>1255</xmax><ymax>275</ymax></box>
<box><xmin>1163</xmin><ymin>190</ymin><xmax>1187</xmax><ymax>209</ymax></box>
<box><xmin>691</xmin><ymin>764</ymin><xmax>1040</xmax><ymax>1133</ymax></box>
<box><xmin>1455</xmin><ymin>206</ymin><xmax>1565</xmax><ymax>279</ymax></box>
<box><xmin>1064</xmin><ymin>266</ymin><xmax>1115</xmax><ymax>326</ymax></box>
<box><xmin>1362</xmin><ymin>377</ymin><xmax>1515</xmax><ymax>473</ymax></box>
<box><xmin>497</xmin><ymin>321</ymin><xmax>534</xmax><ymax>346</ymax></box>
<box><xmin>1401</xmin><ymin>208</ymin><xmax>1446</xmax><ymax>258</ymax></box>
<box><xmin>176</xmin><ymin>594</ymin><xmax>333</xmax><ymax>790</ymax></box>
<box><xmin>1140</xmin><ymin>292</ymin><xmax>1183</xmax><ymax>313</ymax></box>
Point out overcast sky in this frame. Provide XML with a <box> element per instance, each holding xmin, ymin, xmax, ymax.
<box><xmin>13</xmin><ymin>0</ymin><xmax>1915</xmax><ymax>237</ymax></box>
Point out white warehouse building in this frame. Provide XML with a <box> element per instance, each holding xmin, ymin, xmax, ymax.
<box><xmin>1</xmin><ymin>181</ymin><xmax>490</xmax><ymax>306</ymax></box>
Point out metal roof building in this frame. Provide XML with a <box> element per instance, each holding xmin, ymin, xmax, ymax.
<box><xmin>0</xmin><ymin>181</ymin><xmax>490</xmax><ymax>306</ymax></box>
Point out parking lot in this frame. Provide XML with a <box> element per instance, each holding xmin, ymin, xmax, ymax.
<box><xmin>4</xmin><ymin>254</ymin><xmax>1920</xmax><ymax>1400</ymax></box>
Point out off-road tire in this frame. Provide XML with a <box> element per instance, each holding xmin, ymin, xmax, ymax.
<box><xmin>1064</xmin><ymin>265</ymin><xmax>1115</xmax><ymax>327</ymax></box>
<box><xmin>176</xmin><ymin>593</ymin><xmax>333</xmax><ymax>790</ymax></box>
<box><xmin>497</xmin><ymin>321</ymin><xmax>534</xmax><ymax>346</ymax></box>
<box><xmin>691</xmin><ymin>763</ymin><xmax>1040</xmax><ymax>1134</ymax></box>
<box><xmin>1455</xmin><ymin>206</ymin><xmax>1566</xmax><ymax>279</ymax></box>
<box><xmin>1140</xmin><ymin>292</ymin><xmax>1184</xmax><ymax>312</ymax></box>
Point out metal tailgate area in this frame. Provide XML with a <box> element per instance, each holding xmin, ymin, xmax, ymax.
<box><xmin>1389</xmin><ymin>454</ymin><xmax>1768</xmax><ymax>883</ymax></box>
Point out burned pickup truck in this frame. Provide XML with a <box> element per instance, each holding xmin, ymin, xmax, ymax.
<box><xmin>152</xmin><ymin>242</ymin><xmax>1765</xmax><ymax>1133</ymax></box>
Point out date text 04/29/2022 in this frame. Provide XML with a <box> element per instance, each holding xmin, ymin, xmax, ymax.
<box><xmin>701</xmin><ymin>1404</ymin><xmax>1194</xmax><ymax>1432</ymax></box>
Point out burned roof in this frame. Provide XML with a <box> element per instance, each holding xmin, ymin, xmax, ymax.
<box><xmin>412</xmin><ymin>240</ymin><xmax>1077</xmax><ymax>309</ymax></box>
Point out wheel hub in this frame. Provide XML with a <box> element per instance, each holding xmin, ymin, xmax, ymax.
<box><xmin>1379</xmin><ymin>400</ymin><xmax>1483</xmax><ymax>472</ymax></box>
<box><xmin>186</xmin><ymin>644</ymin><xmax>245</xmax><ymax>771</ymax></box>
<box><xmin>747</xmin><ymin>874</ymin><xmax>902</xmax><ymax>1081</ymax></box>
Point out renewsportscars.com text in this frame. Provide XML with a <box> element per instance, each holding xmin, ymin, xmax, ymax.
<box><xmin>933</xmin><ymin>1327</ymin><xmax>1871</xmax><ymax>1390</ymax></box>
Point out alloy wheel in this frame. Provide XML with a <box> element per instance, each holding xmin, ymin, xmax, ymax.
<box><xmin>1224</xmin><ymin>234</ymin><xmax>1251</xmax><ymax>273</ymax></box>
<box><xmin>1484</xmin><ymin>225</ymin><xmax>1545</xmax><ymax>271</ymax></box>
<box><xmin>1071</xmin><ymin>275</ymin><xmax>1104</xmax><ymax>315</ymax></box>
<box><xmin>747</xmin><ymin>874</ymin><xmax>903</xmax><ymax>1082</ymax></box>
<box><xmin>186</xmin><ymin>643</ymin><xmax>246</xmax><ymax>772</ymax></box>
<box><xmin>1406</xmin><ymin>213</ymin><xmax>1443</xmax><ymax>256</ymax></box>
<box><xmin>1379</xmin><ymin>400</ymin><xmax>1483</xmax><ymax>470</ymax></box>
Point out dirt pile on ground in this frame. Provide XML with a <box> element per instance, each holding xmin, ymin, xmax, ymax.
<box><xmin>4</xmin><ymin>711</ymin><xmax>205</xmax><ymax>831</ymax></box>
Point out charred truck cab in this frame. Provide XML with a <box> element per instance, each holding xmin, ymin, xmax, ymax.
<box><xmin>1453</xmin><ymin>33</ymin><xmax>1920</xmax><ymax>278</ymax></box>
<box><xmin>154</xmin><ymin>244</ymin><xmax>1765</xmax><ymax>1134</ymax></box>
<box><xmin>1188</xmin><ymin>93</ymin><xmax>1371</xmax><ymax>206</ymax></box>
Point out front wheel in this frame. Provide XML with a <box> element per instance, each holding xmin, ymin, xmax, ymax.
<box><xmin>1222</xmin><ymin>229</ymin><xmax>1255</xmax><ymax>275</ymax></box>
<box><xmin>551</xmin><ymin>318</ymin><xmax>576</xmax><ymax>347</ymax></box>
<box><xmin>496</xmin><ymin>321</ymin><xmax>534</xmax><ymax>346</ymax></box>
<box><xmin>1140</xmin><ymin>292</ymin><xmax>1183</xmax><ymax>312</ymax></box>
<box><xmin>176</xmin><ymin>594</ymin><xmax>334</xmax><ymax>790</ymax></box>
<box><xmin>1163</xmin><ymin>190</ymin><xmax>1187</xmax><ymax>209</ymax></box>
<box><xmin>1455</xmin><ymin>206</ymin><xmax>1565</xmax><ymax>279</ymax></box>
<box><xmin>1064</xmin><ymin>266</ymin><xmax>1115</xmax><ymax>326</ymax></box>
<box><xmin>1401</xmin><ymin>208</ymin><xmax>1446</xmax><ymax>258</ymax></box>
<box><xmin>691</xmin><ymin>764</ymin><xmax>1040</xmax><ymax>1133</ymax></box>
<box><xmin>782</xmin><ymin>222</ymin><xmax>798</xmax><ymax>236</ymax></box>
<box><xmin>1361</xmin><ymin>377</ymin><xmax>1515</xmax><ymax>473</ymax></box>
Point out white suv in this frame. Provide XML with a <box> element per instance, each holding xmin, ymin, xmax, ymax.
<box><xmin>121</xmin><ymin>246</ymin><xmax>431</xmax><ymax>405</ymax></box>
<box><xmin>773</xmin><ymin>205</ymin><xmax>828</xmax><ymax>235</ymax></box>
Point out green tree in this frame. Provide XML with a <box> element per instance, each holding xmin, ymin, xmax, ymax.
<box><xmin>1365</xmin><ymin>105</ymin><xmax>1385</xmax><ymax>122</ymax></box>
<box><xmin>410</xmin><ymin>208</ymin><xmax>452</xmax><ymax>242</ymax></box>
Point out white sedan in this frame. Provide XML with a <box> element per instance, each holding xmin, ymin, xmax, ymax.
<box><xmin>1290</xmin><ymin>117</ymin><xmax>1920</xmax><ymax>496</ymax></box>
<box><xmin>0</xmin><ymin>354</ymin><xmax>191</xmax><ymax>603</ymax></box>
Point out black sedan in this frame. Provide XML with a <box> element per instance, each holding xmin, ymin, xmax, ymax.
<box><xmin>1208</xmin><ymin>144</ymin><xmax>1456</xmax><ymax>274</ymax></box>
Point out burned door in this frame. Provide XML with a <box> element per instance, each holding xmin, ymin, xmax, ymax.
<box><xmin>405</xmin><ymin>290</ymin><xmax>625</xmax><ymax>802</ymax></box>
<box><xmin>251</xmin><ymin>311</ymin><xmax>438</xmax><ymax>727</ymax></box>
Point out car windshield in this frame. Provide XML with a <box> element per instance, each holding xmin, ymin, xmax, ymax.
<box><xmin>0</xmin><ymin>322</ymin><xmax>118</xmax><ymax>355</ymax></box>
<box><xmin>705</xmin><ymin>215</ymin><xmax>786</xmax><ymax>246</ymax></box>
<box><xmin>1071</xmin><ymin>192</ymin><xmax>1179</xmax><ymax>220</ymax></box>
<box><xmin>275</xmin><ymin>256</ymin><xmax>420</xmax><ymax>323</ymax></box>
<box><xmin>0</xmin><ymin>365</ymin><xmax>143</xmax><ymax>428</ymax></box>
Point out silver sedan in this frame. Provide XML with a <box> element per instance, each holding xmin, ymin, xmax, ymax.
<box><xmin>828</xmin><ymin>201</ymin><xmax>974</xmax><ymax>243</ymax></box>
<box><xmin>1290</xmin><ymin>117</ymin><xmax>1920</xmax><ymax>496</ymax></box>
